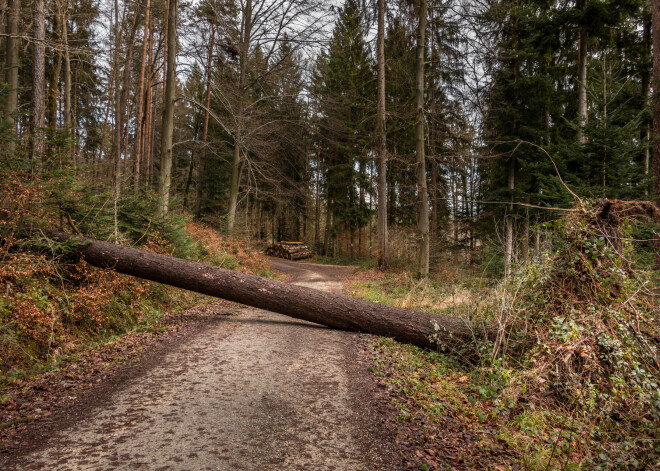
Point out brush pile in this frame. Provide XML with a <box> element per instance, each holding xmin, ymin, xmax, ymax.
<box><xmin>265</xmin><ymin>241</ymin><xmax>312</xmax><ymax>260</ymax></box>
<box><xmin>502</xmin><ymin>200</ymin><xmax>659</xmax><ymax>422</ymax></box>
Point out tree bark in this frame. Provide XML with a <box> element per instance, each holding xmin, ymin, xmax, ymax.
<box><xmin>655</xmin><ymin>0</ymin><xmax>660</xmax><ymax>201</ymax></box>
<box><xmin>415</xmin><ymin>0</ymin><xmax>429</xmax><ymax>276</ymax></box>
<box><xmin>0</xmin><ymin>0</ymin><xmax>5</xmax><ymax>90</ymax></box>
<box><xmin>642</xmin><ymin>8</ymin><xmax>652</xmax><ymax>197</ymax></box>
<box><xmin>111</xmin><ymin>0</ymin><xmax>122</xmax><ymax>238</ymax></box>
<box><xmin>144</xmin><ymin>23</ymin><xmax>155</xmax><ymax>188</ymax></box>
<box><xmin>159</xmin><ymin>0</ymin><xmax>178</xmax><ymax>216</ymax></box>
<box><xmin>576</xmin><ymin>0</ymin><xmax>588</xmax><ymax>145</ymax></box>
<box><xmin>120</xmin><ymin>6</ymin><xmax>140</xmax><ymax>175</ymax></box>
<box><xmin>35</xmin><ymin>229</ymin><xmax>492</xmax><ymax>352</ymax></box>
<box><xmin>314</xmin><ymin>142</ymin><xmax>321</xmax><ymax>245</ymax></box>
<box><xmin>522</xmin><ymin>203</ymin><xmax>529</xmax><ymax>262</ymax></box>
<box><xmin>46</xmin><ymin>10</ymin><xmax>63</xmax><ymax>163</ymax></box>
<box><xmin>63</xmin><ymin>6</ymin><xmax>73</xmax><ymax>155</ymax></box>
<box><xmin>431</xmin><ymin>157</ymin><xmax>438</xmax><ymax>239</ymax></box>
<box><xmin>228</xmin><ymin>0</ymin><xmax>252</xmax><ymax>232</ymax></box>
<box><xmin>134</xmin><ymin>0</ymin><xmax>152</xmax><ymax>193</ymax></box>
<box><xmin>653</xmin><ymin>0</ymin><xmax>660</xmax><ymax>265</ymax></box>
<box><xmin>32</xmin><ymin>0</ymin><xmax>47</xmax><ymax>167</ymax></box>
<box><xmin>195</xmin><ymin>18</ymin><xmax>215</xmax><ymax>218</ymax></box>
<box><xmin>376</xmin><ymin>0</ymin><xmax>388</xmax><ymax>270</ymax></box>
<box><xmin>504</xmin><ymin>156</ymin><xmax>515</xmax><ymax>278</ymax></box>
<box><xmin>4</xmin><ymin>0</ymin><xmax>19</xmax><ymax>153</ymax></box>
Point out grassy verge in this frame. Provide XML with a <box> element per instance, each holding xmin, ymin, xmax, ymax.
<box><xmin>352</xmin><ymin>203</ymin><xmax>659</xmax><ymax>469</ymax></box>
<box><xmin>368</xmin><ymin>336</ymin><xmax>592</xmax><ymax>470</ymax></box>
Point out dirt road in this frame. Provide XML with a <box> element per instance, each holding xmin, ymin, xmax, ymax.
<box><xmin>4</xmin><ymin>260</ymin><xmax>399</xmax><ymax>470</ymax></box>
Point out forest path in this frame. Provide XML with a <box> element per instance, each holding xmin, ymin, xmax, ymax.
<box><xmin>5</xmin><ymin>259</ymin><xmax>398</xmax><ymax>470</ymax></box>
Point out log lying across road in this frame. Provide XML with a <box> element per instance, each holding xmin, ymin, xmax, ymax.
<box><xmin>32</xmin><ymin>229</ymin><xmax>493</xmax><ymax>352</ymax></box>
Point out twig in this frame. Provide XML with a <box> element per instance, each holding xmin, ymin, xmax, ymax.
<box><xmin>496</xmin><ymin>139</ymin><xmax>584</xmax><ymax>207</ymax></box>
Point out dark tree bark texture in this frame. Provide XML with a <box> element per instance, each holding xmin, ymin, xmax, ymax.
<box><xmin>652</xmin><ymin>0</ymin><xmax>660</xmax><ymax>265</ymax></box>
<box><xmin>654</xmin><ymin>0</ymin><xmax>660</xmax><ymax>204</ymax></box>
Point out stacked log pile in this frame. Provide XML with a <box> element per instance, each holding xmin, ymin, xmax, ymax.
<box><xmin>265</xmin><ymin>241</ymin><xmax>312</xmax><ymax>260</ymax></box>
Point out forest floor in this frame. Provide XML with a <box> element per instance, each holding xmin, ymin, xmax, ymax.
<box><xmin>0</xmin><ymin>260</ymin><xmax>406</xmax><ymax>470</ymax></box>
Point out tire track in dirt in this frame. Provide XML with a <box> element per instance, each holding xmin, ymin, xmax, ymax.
<box><xmin>3</xmin><ymin>260</ymin><xmax>399</xmax><ymax>470</ymax></box>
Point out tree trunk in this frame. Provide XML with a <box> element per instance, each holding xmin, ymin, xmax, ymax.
<box><xmin>46</xmin><ymin>10</ymin><xmax>62</xmax><ymax>163</ymax></box>
<box><xmin>376</xmin><ymin>0</ymin><xmax>388</xmax><ymax>270</ymax></box>
<box><xmin>228</xmin><ymin>132</ymin><xmax>241</xmax><ymax>230</ymax></box>
<box><xmin>97</xmin><ymin>63</ymin><xmax>116</xmax><ymax>167</ymax></box>
<box><xmin>33</xmin><ymin>229</ymin><xmax>491</xmax><ymax>352</ymax></box>
<box><xmin>134</xmin><ymin>0</ymin><xmax>152</xmax><ymax>193</ymax></box>
<box><xmin>522</xmin><ymin>203</ymin><xmax>529</xmax><ymax>262</ymax></box>
<box><xmin>577</xmin><ymin>0</ymin><xmax>588</xmax><ymax>145</ymax></box>
<box><xmin>159</xmin><ymin>0</ymin><xmax>178</xmax><ymax>216</ymax></box>
<box><xmin>534</xmin><ymin>212</ymin><xmax>541</xmax><ymax>256</ymax></box>
<box><xmin>504</xmin><ymin>156</ymin><xmax>515</xmax><ymax>278</ymax></box>
<box><xmin>4</xmin><ymin>0</ymin><xmax>19</xmax><ymax>153</ymax></box>
<box><xmin>0</xmin><ymin>0</ymin><xmax>5</xmax><ymax>91</ymax></box>
<box><xmin>323</xmin><ymin>206</ymin><xmax>332</xmax><ymax>256</ymax></box>
<box><xmin>32</xmin><ymin>0</ymin><xmax>47</xmax><ymax>167</ymax></box>
<box><xmin>144</xmin><ymin>24</ymin><xmax>155</xmax><ymax>189</ymax></box>
<box><xmin>653</xmin><ymin>0</ymin><xmax>660</xmax><ymax>266</ymax></box>
<box><xmin>228</xmin><ymin>0</ymin><xmax>252</xmax><ymax>232</ymax></box>
<box><xmin>112</xmin><ymin>0</ymin><xmax>122</xmax><ymax>238</ymax></box>
<box><xmin>63</xmin><ymin>5</ymin><xmax>73</xmax><ymax>160</ymax></box>
<box><xmin>120</xmin><ymin>6</ymin><xmax>140</xmax><ymax>177</ymax></box>
<box><xmin>431</xmin><ymin>157</ymin><xmax>438</xmax><ymax>239</ymax></box>
<box><xmin>196</xmin><ymin>19</ymin><xmax>215</xmax><ymax>218</ymax></box>
<box><xmin>451</xmin><ymin>167</ymin><xmax>458</xmax><ymax>242</ymax></box>
<box><xmin>415</xmin><ymin>0</ymin><xmax>429</xmax><ymax>276</ymax></box>
<box><xmin>642</xmin><ymin>9</ymin><xmax>652</xmax><ymax>197</ymax></box>
<box><xmin>314</xmin><ymin>144</ymin><xmax>321</xmax><ymax>245</ymax></box>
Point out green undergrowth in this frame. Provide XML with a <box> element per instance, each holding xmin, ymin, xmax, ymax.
<box><xmin>360</xmin><ymin>201</ymin><xmax>659</xmax><ymax>469</ymax></box>
<box><xmin>370</xmin><ymin>337</ymin><xmax>596</xmax><ymax>470</ymax></box>
<box><xmin>369</xmin><ymin>336</ymin><xmax>650</xmax><ymax>470</ymax></box>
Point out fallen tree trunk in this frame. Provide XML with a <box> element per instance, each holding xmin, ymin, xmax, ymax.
<box><xmin>31</xmin><ymin>229</ymin><xmax>493</xmax><ymax>352</ymax></box>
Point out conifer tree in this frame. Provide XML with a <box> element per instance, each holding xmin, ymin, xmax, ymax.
<box><xmin>313</xmin><ymin>0</ymin><xmax>375</xmax><ymax>257</ymax></box>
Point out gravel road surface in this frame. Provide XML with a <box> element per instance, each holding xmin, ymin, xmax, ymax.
<box><xmin>5</xmin><ymin>259</ymin><xmax>398</xmax><ymax>470</ymax></box>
